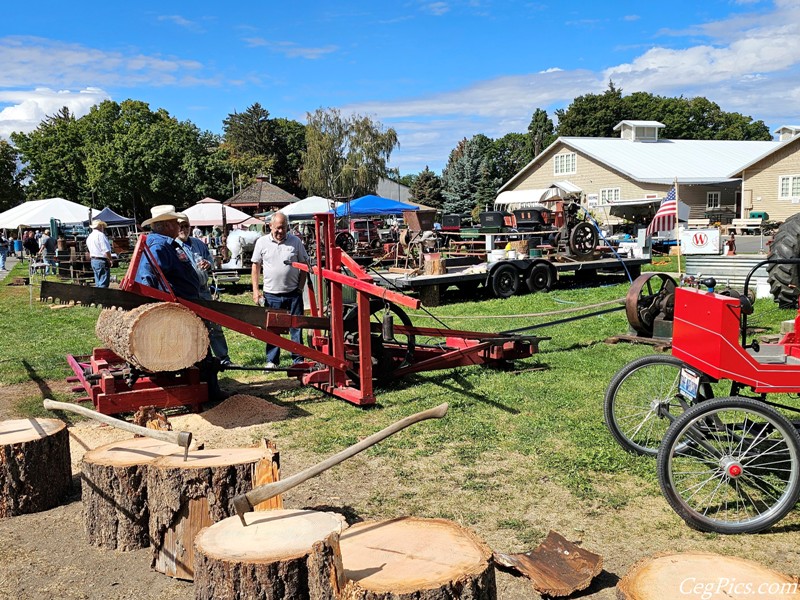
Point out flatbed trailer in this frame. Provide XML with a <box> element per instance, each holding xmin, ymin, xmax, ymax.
<box><xmin>371</xmin><ymin>254</ymin><xmax>651</xmax><ymax>306</ymax></box>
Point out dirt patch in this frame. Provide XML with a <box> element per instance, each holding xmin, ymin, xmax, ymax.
<box><xmin>2</xmin><ymin>384</ymin><xmax>800</xmax><ymax>600</ymax></box>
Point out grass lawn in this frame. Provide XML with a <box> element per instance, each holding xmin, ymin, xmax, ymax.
<box><xmin>3</xmin><ymin>255</ymin><xmax>800</xmax><ymax>574</ymax></box>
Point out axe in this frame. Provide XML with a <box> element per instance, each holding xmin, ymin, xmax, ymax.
<box><xmin>232</xmin><ymin>402</ymin><xmax>449</xmax><ymax>525</ymax></box>
<box><xmin>43</xmin><ymin>399</ymin><xmax>193</xmax><ymax>461</ymax></box>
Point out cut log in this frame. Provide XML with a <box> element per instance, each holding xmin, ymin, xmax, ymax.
<box><xmin>95</xmin><ymin>302</ymin><xmax>208</xmax><ymax>372</ymax></box>
<box><xmin>339</xmin><ymin>517</ymin><xmax>496</xmax><ymax>600</ymax></box>
<box><xmin>423</xmin><ymin>257</ymin><xmax>446</xmax><ymax>276</ymax></box>
<box><xmin>147</xmin><ymin>447</ymin><xmax>277</xmax><ymax>581</ymax></box>
<box><xmin>81</xmin><ymin>436</ymin><xmax>178</xmax><ymax>550</ymax></box>
<box><xmin>617</xmin><ymin>552</ymin><xmax>800</xmax><ymax>600</ymax></box>
<box><xmin>193</xmin><ymin>509</ymin><xmax>347</xmax><ymax>600</ymax></box>
<box><xmin>0</xmin><ymin>418</ymin><xmax>71</xmax><ymax>517</ymax></box>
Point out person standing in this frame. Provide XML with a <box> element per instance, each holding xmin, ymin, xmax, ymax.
<box><xmin>86</xmin><ymin>219</ymin><xmax>113</xmax><ymax>287</ymax></box>
<box><xmin>0</xmin><ymin>231</ymin><xmax>8</xmax><ymax>271</ymax></box>
<box><xmin>177</xmin><ymin>216</ymin><xmax>231</xmax><ymax>365</ymax></box>
<box><xmin>38</xmin><ymin>230</ymin><xmax>57</xmax><ymax>275</ymax></box>
<box><xmin>192</xmin><ymin>224</ymin><xmax>203</xmax><ymax>239</ymax></box>
<box><xmin>250</xmin><ymin>211</ymin><xmax>309</xmax><ymax>369</ymax></box>
<box><xmin>23</xmin><ymin>231</ymin><xmax>39</xmax><ymax>261</ymax></box>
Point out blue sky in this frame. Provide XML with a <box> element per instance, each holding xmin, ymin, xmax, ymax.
<box><xmin>2</xmin><ymin>0</ymin><xmax>799</xmax><ymax>174</ymax></box>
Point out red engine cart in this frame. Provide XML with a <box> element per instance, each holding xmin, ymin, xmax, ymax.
<box><xmin>605</xmin><ymin>260</ymin><xmax>800</xmax><ymax>534</ymax></box>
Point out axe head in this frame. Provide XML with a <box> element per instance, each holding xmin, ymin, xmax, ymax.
<box><xmin>233</xmin><ymin>493</ymin><xmax>254</xmax><ymax>526</ymax></box>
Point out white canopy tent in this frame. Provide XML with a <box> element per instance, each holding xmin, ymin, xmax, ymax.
<box><xmin>494</xmin><ymin>182</ymin><xmax>581</xmax><ymax>212</ymax></box>
<box><xmin>182</xmin><ymin>197</ymin><xmax>261</xmax><ymax>227</ymax></box>
<box><xmin>281</xmin><ymin>196</ymin><xmax>341</xmax><ymax>221</ymax></box>
<box><xmin>0</xmin><ymin>197</ymin><xmax>93</xmax><ymax>229</ymax></box>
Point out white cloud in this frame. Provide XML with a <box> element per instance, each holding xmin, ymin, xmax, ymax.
<box><xmin>243</xmin><ymin>38</ymin><xmax>338</xmax><ymax>59</ymax></box>
<box><xmin>0</xmin><ymin>87</ymin><xmax>110</xmax><ymax>139</ymax></box>
<box><xmin>157</xmin><ymin>15</ymin><xmax>204</xmax><ymax>32</ymax></box>
<box><xmin>0</xmin><ymin>36</ymin><xmax>213</xmax><ymax>88</ymax></box>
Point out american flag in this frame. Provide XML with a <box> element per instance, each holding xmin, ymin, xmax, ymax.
<box><xmin>646</xmin><ymin>186</ymin><xmax>677</xmax><ymax>237</ymax></box>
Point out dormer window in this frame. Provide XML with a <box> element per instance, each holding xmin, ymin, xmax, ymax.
<box><xmin>613</xmin><ymin>120</ymin><xmax>666</xmax><ymax>142</ymax></box>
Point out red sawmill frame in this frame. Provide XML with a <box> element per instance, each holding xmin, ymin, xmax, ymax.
<box><xmin>117</xmin><ymin>212</ymin><xmax>539</xmax><ymax>406</ymax></box>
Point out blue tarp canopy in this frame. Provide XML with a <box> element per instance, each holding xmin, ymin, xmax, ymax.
<box><xmin>333</xmin><ymin>195</ymin><xmax>419</xmax><ymax>217</ymax></box>
<box><xmin>84</xmin><ymin>207</ymin><xmax>135</xmax><ymax>227</ymax></box>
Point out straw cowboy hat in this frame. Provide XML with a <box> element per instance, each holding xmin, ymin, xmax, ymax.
<box><xmin>90</xmin><ymin>219</ymin><xmax>107</xmax><ymax>229</ymax></box>
<box><xmin>142</xmin><ymin>205</ymin><xmax>187</xmax><ymax>227</ymax></box>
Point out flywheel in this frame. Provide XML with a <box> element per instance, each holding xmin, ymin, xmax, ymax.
<box><xmin>625</xmin><ymin>273</ymin><xmax>677</xmax><ymax>336</ymax></box>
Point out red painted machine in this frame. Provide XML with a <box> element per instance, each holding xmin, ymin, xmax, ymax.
<box><xmin>604</xmin><ymin>261</ymin><xmax>800</xmax><ymax>534</ymax></box>
<box><xmin>49</xmin><ymin>212</ymin><xmax>541</xmax><ymax>413</ymax></box>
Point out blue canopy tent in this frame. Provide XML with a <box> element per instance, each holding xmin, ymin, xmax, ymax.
<box><xmin>333</xmin><ymin>195</ymin><xmax>419</xmax><ymax>217</ymax></box>
<box><xmin>84</xmin><ymin>207</ymin><xmax>135</xmax><ymax>227</ymax></box>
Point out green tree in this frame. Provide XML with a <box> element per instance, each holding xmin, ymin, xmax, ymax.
<box><xmin>11</xmin><ymin>107</ymin><xmax>89</xmax><ymax>202</ymax></box>
<box><xmin>527</xmin><ymin>108</ymin><xmax>556</xmax><ymax>157</ymax></box>
<box><xmin>441</xmin><ymin>134</ymin><xmax>493</xmax><ymax>214</ymax></box>
<box><xmin>301</xmin><ymin>108</ymin><xmax>398</xmax><ymax>200</ymax></box>
<box><xmin>489</xmin><ymin>133</ymin><xmax>532</xmax><ymax>187</ymax></box>
<box><xmin>409</xmin><ymin>166</ymin><xmax>443</xmax><ymax>208</ymax></box>
<box><xmin>555</xmin><ymin>81</ymin><xmax>625</xmax><ymax>137</ymax></box>
<box><xmin>223</xmin><ymin>104</ymin><xmax>307</xmax><ymax>196</ymax></box>
<box><xmin>0</xmin><ymin>141</ymin><xmax>25</xmax><ymax>211</ymax></box>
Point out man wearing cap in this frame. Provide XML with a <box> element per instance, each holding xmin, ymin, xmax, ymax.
<box><xmin>251</xmin><ymin>211</ymin><xmax>309</xmax><ymax>369</ymax></box>
<box><xmin>176</xmin><ymin>216</ymin><xmax>231</xmax><ymax>365</ymax></box>
<box><xmin>135</xmin><ymin>205</ymin><xmax>202</xmax><ymax>300</ymax></box>
<box><xmin>86</xmin><ymin>219</ymin><xmax>113</xmax><ymax>287</ymax></box>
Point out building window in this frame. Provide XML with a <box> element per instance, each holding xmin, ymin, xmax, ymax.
<box><xmin>707</xmin><ymin>191</ymin><xmax>721</xmax><ymax>209</ymax></box>
<box><xmin>600</xmin><ymin>188</ymin><xmax>620</xmax><ymax>203</ymax></box>
<box><xmin>553</xmin><ymin>152</ymin><xmax>576</xmax><ymax>175</ymax></box>
<box><xmin>779</xmin><ymin>175</ymin><xmax>800</xmax><ymax>199</ymax></box>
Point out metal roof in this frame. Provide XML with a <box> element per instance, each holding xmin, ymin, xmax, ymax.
<box><xmin>612</xmin><ymin>120</ymin><xmax>665</xmax><ymax>130</ymax></box>
<box><xmin>563</xmin><ymin>137</ymin><xmax>778</xmax><ymax>182</ymax></box>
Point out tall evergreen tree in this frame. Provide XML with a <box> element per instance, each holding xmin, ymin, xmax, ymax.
<box><xmin>527</xmin><ymin>109</ymin><xmax>556</xmax><ymax>157</ymax></box>
<box><xmin>441</xmin><ymin>134</ymin><xmax>493</xmax><ymax>214</ymax></box>
<box><xmin>409</xmin><ymin>166</ymin><xmax>443</xmax><ymax>208</ymax></box>
<box><xmin>0</xmin><ymin>140</ymin><xmax>25</xmax><ymax>211</ymax></box>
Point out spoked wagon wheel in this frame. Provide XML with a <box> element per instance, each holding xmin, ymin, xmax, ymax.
<box><xmin>335</xmin><ymin>232</ymin><xmax>355</xmax><ymax>253</ymax></box>
<box><xmin>604</xmin><ymin>355</ymin><xmax>716</xmax><ymax>456</ymax></box>
<box><xmin>625</xmin><ymin>273</ymin><xmax>677</xmax><ymax>336</ymax></box>
<box><xmin>657</xmin><ymin>396</ymin><xmax>800</xmax><ymax>534</ymax></box>
<box><xmin>568</xmin><ymin>222</ymin><xmax>598</xmax><ymax>258</ymax></box>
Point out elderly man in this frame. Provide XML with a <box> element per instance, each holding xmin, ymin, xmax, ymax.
<box><xmin>134</xmin><ymin>205</ymin><xmax>201</xmax><ymax>300</ymax></box>
<box><xmin>251</xmin><ymin>211</ymin><xmax>309</xmax><ymax>369</ymax></box>
<box><xmin>177</xmin><ymin>216</ymin><xmax>231</xmax><ymax>365</ymax></box>
<box><xmin>86</xmin><ymin>219</ymin><xmax>113</xmax><ymax>287</ymax></box>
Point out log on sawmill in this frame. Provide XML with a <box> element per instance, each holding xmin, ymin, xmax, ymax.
<box><xmin>95</xmin><ymin>302</ymin><xmax>208</xmax><ymax>372</ymax></box>
<box><xmin>147</xmin><ymin>446</ymin><xmax>279</xmax><ymax>581</ymax></box>
<box><xmin>81</xmin><ymin>437</ymin><xmax>179</xmax><ymax>550</ymax></box>
<box><xmin>617</xmin><ymin>552</ymin><xmax>800</xmax><ymax>600</ymax></box>
<box><xmin>339</xmin><ymin>517</ymin><xmax>496</xmax><ymax>600</ymax></box>
<box><xmin>193</xmin><ymin>509</ymin><xmax>347</xmax><ymax>600</ymax></box>
<box><xmin>0</xmin><ymin>418</ymin><xmax>71</xmax><ymax>517</ymax></box>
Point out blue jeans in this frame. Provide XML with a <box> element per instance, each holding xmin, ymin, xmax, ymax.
<box><xmin>263</xmin><ymin>291</ymin><xmax>304</xmax><ymax>365</ymax></box>
<box><xmin>90</xmin><ymin>258</ymin><xmax>110</xmax><ymax>288</ymax></box>
<box><xmin>0</xmin><ymin>248</ymin><xmax>7</xmax><ymax>270</ymax></box>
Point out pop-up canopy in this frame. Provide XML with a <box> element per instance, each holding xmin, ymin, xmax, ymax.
<box><xmin>333</xmin><ymin>195</ymin><xmax>419</xmax><ymax>217</ymax></box>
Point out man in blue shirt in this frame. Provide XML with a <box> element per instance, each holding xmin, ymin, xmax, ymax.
<box><xmin>177</xmin><ymin>216</ymin><xmax>230</xmax><ymax>365</ymax></box>
<box><xmin>135</xmin><ymin>205</ymin><xmax>201</xmax><ymax>300</ymax></box>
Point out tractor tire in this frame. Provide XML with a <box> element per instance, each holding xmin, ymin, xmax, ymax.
<box><xmin>767</xmin><ymin>213</ymin><xmax>800</xmax><ymax>308</ymax></box>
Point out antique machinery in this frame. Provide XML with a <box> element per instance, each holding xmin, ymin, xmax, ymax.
<box><xmin>42</xmin><ymin>212</ymin><xmax>542</xmax><ymax>408</ymax></box>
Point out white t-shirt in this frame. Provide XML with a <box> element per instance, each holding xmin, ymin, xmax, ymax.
<box><xmin>250</xmin><ymin>233</ymin><xmax>308</xmax><ymax>294</ymax></box>
<box><xmin>86</xmin><ymin>229</ymin><xmax>112</xmax><ymax>259</ymax></box>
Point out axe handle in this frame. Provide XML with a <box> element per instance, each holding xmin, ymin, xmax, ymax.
<box><xmin>43</xmin><ymin>399</ymin><xmax>192</xmax><ymax>451</ymax></box>
<box><xmin>233</xmin><ymin>402</ymin><xmax>448</xmax><ymax>525</ymax></box>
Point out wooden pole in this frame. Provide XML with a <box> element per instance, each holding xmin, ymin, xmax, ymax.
<box><xmin>674</xmin><ymin>178</ymin><xmax>681</xmax><ymax>276</ymax></box>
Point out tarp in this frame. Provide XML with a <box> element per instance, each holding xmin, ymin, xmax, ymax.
<box><xmin>282</xmin><ymin>196</ymin><xmax>342</xmax><ymax>220</ymax></box>
<box><xmin>83</xmin><ymin>206</ymin><xmax>135</xmax><ymax>227</ymax></box>
<box><xmin>0</xmin><ymin>197</ymin><xmax>92</xmax><ymax>229</ymax></box>
<box><xmin>182</xmin><ymin>197</ymin><xmax>259</xmax><ymax>227</ymax></box>
<box><xmin>333</xmin><ymin>195</ymin><xmax>419</xmax><ymax>217</ymax></box>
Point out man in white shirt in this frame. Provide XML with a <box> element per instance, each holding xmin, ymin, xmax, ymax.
<box><xmin>86</xmin><ymin>219</ymin><xmax>113</xmax><ymax>287</ymax></box>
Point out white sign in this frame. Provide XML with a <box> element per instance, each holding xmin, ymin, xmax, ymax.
<box><xmin>679</xmin><ymin>228</ymin><xmax>720</xmax><ymax>254</ymax></box>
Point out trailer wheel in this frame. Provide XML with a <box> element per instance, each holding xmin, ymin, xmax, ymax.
<box><xmin>767</xmin><ymin>213</ymin><xmax>800</xmax><ymax>308</ymax></box>
<box><xmin>491</xmin><ymin>264</ymin><xmax>519</xmax><ymax>298</ymax></box>
<box><xmin>658</xmin><ymin>396</ymin><xmax>800</xmax><ymax>533</ymax></box>
<box><xmin>526</xmin><ymin>263</ymin><xmax>554</xmax><ymax>293</ymax></box>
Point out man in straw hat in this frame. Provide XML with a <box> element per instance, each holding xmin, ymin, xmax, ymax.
<box><xmin>86</xmin><ymin>219</ymin><xmax>113</xmax><ymax>287</ymax></box>
<box><xmin>135</xmin><ymin>205</ymin><xmax>202</xmax><ymax>300</ymax></box>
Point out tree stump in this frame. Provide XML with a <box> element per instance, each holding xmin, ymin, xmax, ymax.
<box><xmin>617</xmin><ymin>552</ymin><xmax>800</xmax><ymax>600</ymax></box>
<box><xmin>81</xmin><ymin>436</ymin><xmax>178</xmax><ymax>550</ymax></box>
<box><xmin>147</xmin><ymin>447</ymin><xmax>277</xmax><ymax>580</ymax></box>
<box><xmin>423</xmin><ymin>256</ymin><xmax>446</xmax><ymax>276</ymax></box>
<box><xmin>193</xmin><ymin>509</ymin><xmax>347</xmax><ymax>600</ymax></box>
<box><xmin>95</xmin><ymin>303</ymin><xmax>208</xmax><ymax>372</ymax></box>
<box><xmin>339</xmin><ymin>517</ymin><xmax>496</xmax><ymax>600</ymax></box>
<box><xmin>0</xmin><ymin>418</ymin><xmax>71</xmax><ymax>517</ymax></box>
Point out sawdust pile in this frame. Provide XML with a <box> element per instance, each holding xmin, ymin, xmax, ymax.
<box><xmin>65</xmin><ymin>394</ymin><xmax>289</xmax><ymax>473</ymax></box>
